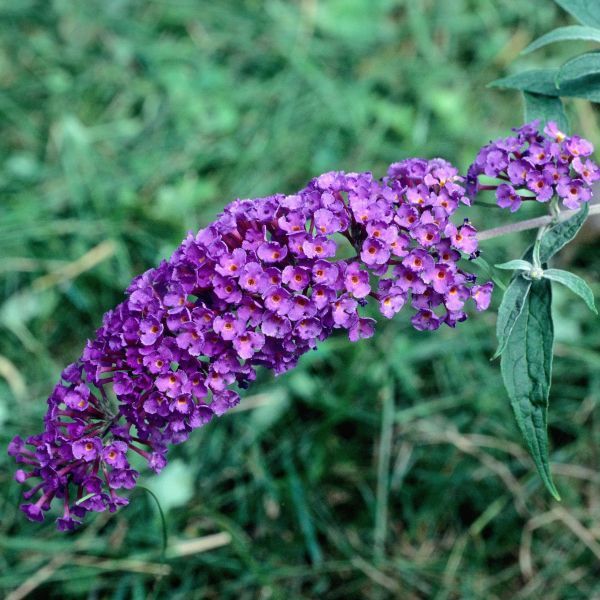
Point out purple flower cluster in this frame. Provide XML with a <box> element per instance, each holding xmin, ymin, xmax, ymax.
<box><xmin>9</xmin><ymin>158</ymin><xmax>492</xmax><ymax>529</ymax></box>
<box><xmin>467</xmin><ymin>121</ymin><xmax>599</xmax><ymax>212</ymax></box>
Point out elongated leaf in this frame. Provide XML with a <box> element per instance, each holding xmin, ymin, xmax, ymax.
<box><xmin>556</xmin><ymin>74</ymin><xmax>600</xmax><ymax>102</ymax></box>
<box><xmin>524</xmin><ymin>92</ymin><xmax>569</xmax><ymax>132</ymax></box>
<box><xmin>501</xmin><ymin>279</ymin><xmax>560</xmax><ymax>500</ymax></box>
<box><xmin>555</xmin><ymin>0</ymin><xmax>600</xmax><ymax>29</ymax></box>
<box><xmin>493</xmin><ymin>275</ymin><xmax>532</xmax><ymax>359</ymax></box>
<box><xmin>492</xmin><ymin>69</ymin><xmax>600</xmax><ymax>103</ymax></box>
<box><xmin>543</xmin><ymin>268</ymin><xmax>598</xmax><ymax>313</ymax></box>
<box><xmin>495</xmin><ymin>259</ymin><xmax>533</xmax><ymax>271</ymax></box>
<box><xmin>557</xmin><ymin>51</ymin><xmax>600</xmax><ymax>85</ymax></box>
<box><xmin>540</xmin><ymin>203</ymin><xmax>589</xmax><ymax>262</ymax></box>
<box><xmin>522</xmin><ymin>26</ymin><xmax>600</xmax><ymax>55</ymax></box>
<box><xmin>491</xmin><ymin>69</ymin><xmax>559</xmax><ymax>96</ymax></box>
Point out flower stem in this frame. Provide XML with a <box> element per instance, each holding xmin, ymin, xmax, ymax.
<box><xmin>476</xmin><ymin>203</ymin><xmax>600</xmax><ymax>242</ymax></box>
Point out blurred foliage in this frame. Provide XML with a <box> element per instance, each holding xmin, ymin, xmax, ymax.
<box><xmin>1</xmin><ymin>0</ymin><xmax>599</xmax><ymax>598</ymax></box>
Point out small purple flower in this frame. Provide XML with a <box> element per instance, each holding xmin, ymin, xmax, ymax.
<box><xmin>102</xmin><ymin>441</ymin><xmax>128</xmax><ymax>469</ymax></box>
<box><xmin>216</xmin><ymin>248</ymin><xmax>247</xmax><ymax>277</ymax></box>
<box><xmin>403</xmin><ymin>249</ymin><xmax>434</xmax><ymax>273</ymax></box>
<box><xmin>526</xmin><ymin>171</ymin><xmax>553</xmax><ymax>202</ymax></box>
<box><xmin>411</xmin><ymin>309</ymin><xmax>441</xmax><ymax>331</ymax></box>
<box><xmin>496</xmin><ymin>184</ymin><xmax>521</xmax><ymax>212</ymax></box>
<box><xmin>556</xmin><ymin>177</ymin><xmax>591</xmax><ymax>209</ymax></box>
<box><xmin>507</xmin><ymin>159</ymin><xmax>530</xmax><ymax>185</ymax></box>
<box><xmin>288</xmin><ymin>295</ymin><xmax>316</xmax><ymax>321</ymax></box>
<box><xmin>212</xmin><ymin>275</ymin><xmax>242</xmax><ymax>303</ymax></box>
<box><xmin>389</xmin><ymin>233</ymin><xmax>410</xmax><ymax>257</ymax></box>
<box><xmin>264</xmin><ymin>286</ymin><xmax>292</xmax><ymax>315</ymax></box>
<box><xmin>302</xmin><ymin>236</ymin><xmax>336</xmax><ymax>259</ymax></box>
<box><xmin>294</xmin><ymin>317</ymin><xmax>323</xmax><ymax>340</ymax></box>
<box><xmin>21</xmin><ymin>503</ymin><xmax>45</xmax><ymax>522</ymax></box>
<box><xmin>144</xmin><ymin>393</ymin><xmax>169</xmax><ymax>416</ymax></box>
<box><xmin>449</xmin><ymin>223</ymin><xmax>478</xmax><ymax>254</ymax></box>
<box><xmin>240</xmin><ymin>262</ymin><xmax>267</xmax><ymax>293</ymax></box>
<box><xmin>233</xmin><ymin>331</ymin><xmax>265</xmax><ymax>359</ymax></box>
<box><xmin>565</xmin><ymin>136</ymin><xmax>594</xmax><ymax>157</ymax></box>
<box><xmin>311</xmin><ymin>284</ymin><xmax>336</xmax><ymax>309</ymax></box>
<box><xmin>261</xmin><ymin>313</ymin><xmax>292</xmax><ymax>338</ymax></box>
<box><xmin>311</xmin><ymin>260</ymin><xmax>339</xmax><ymax>286</ymax></box>
<box><xmin>393</xmin><ymin>266</ymin><xmax>427</xmax><ymax>294</ymax></box>
<box><xmin>282</xmin><ymin>265</ymin><xmax>311</xmax><ymax>291</ymax></box>
<box><xmin>526</xmin><ymin>143</ymin><xmax>550</xmax><ymax>166</ymax></box>
<box><xmin>472</xmin><ymin>282</ymin><xmax>494</xmax><ymax>311</ymax></box>
<box><xmin>314</xmin><ymin>208</ymin><xmax>344</xmax><ymax>234</ymax></box>
<box><xmin>361</xmin><ymin>237</ymin><xmax>390</xmax><ymax>265</ymax></box>
<box><xmin>156</xmin><ymin>371</ymin><xmax>186</xmax><ymax>398</ymax></box>
<box><xmin>379</xmin><ymin>290</ymin><xmax>406</xmax><ymax>318</ymax></box>
<box><xmin>72</xmin><ymin>438</ymin><xmax>103</xmax><ymax>462</ymax></box>
<box><xmin>57</xmin><ymin>516</ymin><xmax>81</xmax><ymax>531</ymax></box>
<box><xmin>139</xmin><ymin>317</ymin><xmax>164</xmax><ymax>346</ymax></box>
<box><xmin>544</xmin><ymin>121</ymin><xmax>566</xmax><ymax>142</ymax></box>
<box><xmin>211</xmin><ymin>390</ymin><xmax>240</xmax><ymax>416</ymax></box>
<box><xmin>332</xmin><ymin>297</ymin><xmax>359</xmax><ymax>328</ymax></box>
<box><xmin>164</xmin><ymin>287</ymin><xmax>187</xmax><ymax>313</ymax></box>
<box><xmin>424</xmin><ymin>264</ymin><xmax>454</xmax><ymax>293</ymax></box>
<box><xmin>214</xmin><ymin>313</ymin><xmax>245</xmax><ymax>341</ymax></box>
<box><xmin>395</xmin><ymin>205</ymin><xmax>419</xmax><ymax>229</ymax></box>
<box><xmin>366</xmin><ymin>221</ymin><xmax>398</xmax><ymax>244</ymax></box>
<box><xmin>257</xmin><ymin>241</ymin><xmax>288</xmax><ymax>263</ymax></box>
<box><xmin>344</xmin><ymin>263</ymin><xmax>371</xmax><ymax>299</ymax></box>
<box><xmin>412</xmin><ymin>223</ymin><xmax>440</xmax><ymax>248</ymax></box>
<box><xmin>484</xmin><ymin>150</ymin><xmax>508</xmax><ymax>177</ymax></box>
<box><xmin>572</xmin><ymin>157</ymin><xmax>600</xmax><ymax>185</ymax></box>
<box><xmin>445</xmin><ymin>284</ymin><xmax>470</xmax><ymax>311</ymax></box>
<box><xmin>109</xmin><ymin>469</ymin><xmax>139</xmax><ymax>490</ymax></box>
<box><xmin>171</xmin><ymin>395</ymin><xmax>193</xmax><ymax>414</ymax></box>
<box><xmin>64</xmin><ymin>384</ymin><xmax>91</xmax><ymax>411</ymax></box>
<box><xmin>349</xmin><ymin>317</ymin><xmax>376</xmax><ymax>342</ymax></box>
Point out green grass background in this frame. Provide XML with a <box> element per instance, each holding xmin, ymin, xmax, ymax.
<box><xmin>1</xmin><ymin>1</ymin><xmax>599</xmax><ymax>598</ymax></box>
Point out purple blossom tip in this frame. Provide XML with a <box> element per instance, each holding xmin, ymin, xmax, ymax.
<box><xmin>468</xmin><ymin>121</ymin><xmax>599</xmax><ymax>210</ymax></box>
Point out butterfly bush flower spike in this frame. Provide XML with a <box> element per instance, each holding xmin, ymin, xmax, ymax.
<box><xmin>467</xmin><ymin>120</ymin><xmax>600</xmax><ymax>210</ymax></box>
<box><xmin>9</xmin><ymin>158</ymin><xmax>492</xmax><ymax>529</ymax></box>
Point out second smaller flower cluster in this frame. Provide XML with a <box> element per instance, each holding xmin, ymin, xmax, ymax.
<box><xmin>467</xmin><ymin>121</ymin><xmax>599</xmax><ymax>212</ymax></box>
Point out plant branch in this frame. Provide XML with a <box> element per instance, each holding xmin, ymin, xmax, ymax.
<box><xmin>476</xmin><ymin>203</ymin><xmax>600</xmax><ymax>242</ymax></box>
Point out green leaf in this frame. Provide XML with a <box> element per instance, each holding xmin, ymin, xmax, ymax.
<box><xmin>493</xmin><ymin>275</ymin><xmax>532</xmax><ymax>360</ymax></box>
<box><xmin>557</xmin><ymin>51</ymin><xmax>600</xmax><ymax>85</ymax></box>
<box><xmin>523</xmin><ymin>92</ymin><xmax>569</xmax><ymax>132</ymax></box>
<box><xmin>490</xmin><ymin>69</ymin><xmax>559</xmax><ymax>96</ymax></box>
<box><xmin>543</xmin><ymin>268</ymin><xmax>598</xmax><ymax>313</ymax></box>
<box><xmin>540</xmin><ymin>202</ymin><xmax>589</xmax><ymax>262</ymax></box>
<box><xmin>492</xmin><ymin>68</ymin><xmax>600</xmax><ymax>103</ymax></box>
<box><xmin>500</xmin><ymin>278</ymin><xmax>560</xmax><ymax>500</ymax></box>
<box><xmin>554</xmin><ymin>0</ymin><xmax>600</xmax><ymax>29</ymax></box>
<box><xmin>495</xmin><ymin>259</ymin><xmax>534</xmax><ymax>272</ymax></box>
<box><xmin>522</xmin><ymin>26</ymin><xmax>600</xmax><ymax>55</ymax></box>
<box><xmin>557</xmin><ymin>75</ymin><xmax>600</xmax><ymax>102</ymax></box>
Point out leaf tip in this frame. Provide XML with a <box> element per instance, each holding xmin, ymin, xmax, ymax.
<box><xmin>520</xmin><ymin>42</ymin><xmax>537</xmax><ymax>56</ymax></box>
<box><xmin>543</xmin><ymin>474</ymin><xmax>561</xmax><ymax>501</ymax></box>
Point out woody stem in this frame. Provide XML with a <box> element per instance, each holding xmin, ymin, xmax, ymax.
<box><xmin>476</xmin><ymin>203</ymin><xmax>600</xmax><ymax>242</ymax></box>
